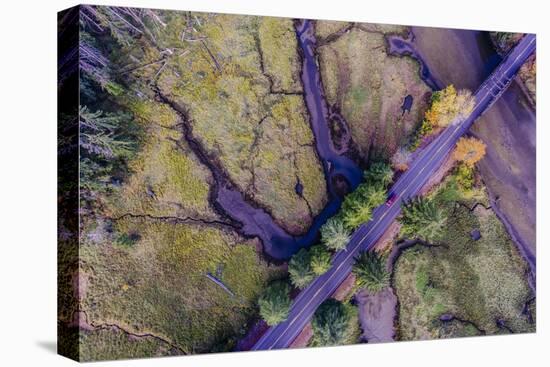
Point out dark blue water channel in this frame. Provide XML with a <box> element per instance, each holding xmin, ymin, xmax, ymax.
<box><xmin>387</xmin><ymin>30</ymin><xmax>502</xmax><ymax>92</ymax></box>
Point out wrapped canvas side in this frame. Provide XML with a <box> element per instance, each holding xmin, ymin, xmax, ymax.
<box><xmin>57</xmin><ymin>5</ymin><xmax>80</xmax><ymax>362</ymax></box>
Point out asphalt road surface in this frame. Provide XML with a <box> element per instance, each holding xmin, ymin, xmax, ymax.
<box><xmin>251</xmin><ymin>33</ymin><xmax>536</xmax><ymax>351</ymax></box>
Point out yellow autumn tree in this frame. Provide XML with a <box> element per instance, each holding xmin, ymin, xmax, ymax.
<box><xmin>424</xmin><ymin>85</ymin><xmax>475</xmax><ymax>128</ymax></box>
<box><xmin>453</xmin><ymin>137</ymin><xmax>487</xmax><ymax>166</ymax></box>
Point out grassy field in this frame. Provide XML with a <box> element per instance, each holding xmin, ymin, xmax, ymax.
<box><xmin>157</xmin><ymin>14</ymin><xmax>327</xmax><ymax>235</ymax></box>
<box><xmin>258</xmin><ymin>17</ymin><xmax>303</xmax><ymax>92</ymax></box>
<box><xmin>315</xmin><ymin>20</ymin><xmax>407</xmax><ymax>43</ymax></box>
<box><xmin>315</xmin><ymin>21</ymin><xmax>352</xmax><ymax>41</ymax></box>
<box><xmin>316</xmin><ymin>21</ymin><xmax>430</xmax><ymax>164</ymax></box>
<box><xmin>393</xmin><ymin>174</ymin><xmax>535</xmax><ymax>340</ymax></box>
<box><xmin>79</xmin><ymin>327</ymin><xmax>182</xmax><ymax>362</ymax></box>
<box><xmin>71</xmin><ymin>11</ymin><xmax>328</xmax><ymax>360</ymax></box>
<box><xmin>104</xmin><ymin>98</ymin><xmax>218</xmax><ymax>221</ymax></box>
<box><xmin>80</xmin><ymin>217</ymin><xmax>284</xmax><ymax>356</ymax></box>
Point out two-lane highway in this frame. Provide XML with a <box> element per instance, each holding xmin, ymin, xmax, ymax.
<box><xmin>251</xmin><ymin>33</ymin><xmax>536</xmax><ymax>351</ymax></box>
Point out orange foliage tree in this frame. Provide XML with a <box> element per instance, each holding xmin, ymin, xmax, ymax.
<box><xmin>412</xmin><ymin>85</ymin><xmax>475</xmax><ymax>150</ymax></box>
<box><xmin>453</xmin><ymin>137</ymin><xmax>487</xmax><ymax>166</ymax></box>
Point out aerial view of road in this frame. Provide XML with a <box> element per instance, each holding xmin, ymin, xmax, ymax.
<box><xmin>58</xmin><ymin>5</ymin><xmax>537</xmax><ymax>361</ymax></box>
<box><xmin>252</xmin><ymin>34</ymin><xmax>536</xmax><ymax>351</ymax></box>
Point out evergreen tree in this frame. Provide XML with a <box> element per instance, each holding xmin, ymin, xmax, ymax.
<box><xmin>311</xmin><ymin>299</ymin><xmax>353</xmax><ymax>346</ymax></box>
<box><xmin>339</xmin><ymin>164</ymin><xmax>394</xmax><ymax>231</ymax></box>
<box><xmin>342</xmin><ymin>202</ymin><xmax>373</xmax><ymax>230</ymax></box>
<box><xmin>309</xmin><ymin>245</ymin><xmax>332</xmax><ymax>276</ymax></box>
<box><xmin>288</xmin><ymin>248</ymin><xmax>314</xmax><ymax>289</ymax></box>
<box><xmin>258</xmin><ymin>281</ymin><xmax>292</xmax><ymax>326</ymax></box>
<box><xmin>79</xmin><ymin>106</ymin><xmax>137</xmax><ymax>160</ymax></box>
<box><xmin>364</xmin><ymin>184</ymin><xmax>387</xmax><ymax>208</ymax></box>
<box><xmin>400</xmin><ymin>197</ymin><xmax>448</xmax><ymax>242</ymax></box>
<box><xmin>352</xmin><ymin>251</ymin><xmax>390</xmax><ymax>293</ymax></box>
<box><xmin>78</xmin><ymin>105</ymin><xmax>141</xmax><ymax>196</ymax></box>
<box><xmin>320</xmin><ymin>217</ymin><xmax>350</xmax><ymax>251</ymax></box>
<box><xmin>364</xmin><ymin>162</ymin><xmax>394</xmax><ymax>187</ymax></box>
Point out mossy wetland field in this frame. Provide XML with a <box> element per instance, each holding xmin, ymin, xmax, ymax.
<box><xmin>57</xmin><ymin>5</ymin><xmax>535</xmax><ymax>361</ymax></box>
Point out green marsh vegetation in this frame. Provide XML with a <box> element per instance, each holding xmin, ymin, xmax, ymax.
<box><xmin>393</xmin><ymin>168</ymin><xmax>535</xmax><ymax>340</ymax></box>
<box><xmin>73</xmin><ymin>7</ymin><xmax>316</xmax><ymax>357</ymax></box>
<box><xmin>156</xmin><ymin>14</ymin><xmax>328</xmax><ymax>234</ymax></box>
<box><xmin>81</xmin><ymin>217</ymin><xmax>284</xmax><ymax>354</ymax></box>
<box><xmin>316</xmin><ymin>21</ymin><xmax>430</xmax><ymax>163</ymax></box>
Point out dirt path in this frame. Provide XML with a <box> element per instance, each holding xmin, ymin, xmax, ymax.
<box><xmin>356</xmin><ymin>288</ymin><xmax>397</xmax><ymax>343</ymax></box>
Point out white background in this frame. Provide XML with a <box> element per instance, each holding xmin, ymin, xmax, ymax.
<box><xmin>0</xmin><ymin>0</ymin><xmax>547</xmax><ymax>365</ymax></box>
